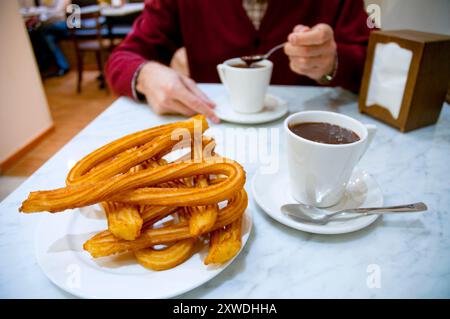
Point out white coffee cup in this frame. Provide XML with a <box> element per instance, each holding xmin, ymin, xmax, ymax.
<box><xmin>217</xmin><ymin>58</ymin><xmax>273</xmax><ymax>114</ymax></box>
<box><xmin>284</xmin><ymin>111</ymin><xmax>377</xmax><ymax>208</ymax></box>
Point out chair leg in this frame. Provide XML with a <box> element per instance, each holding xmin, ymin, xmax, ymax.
<box><xmin>76</xmin><ymin>51</ymin><xmax>83</xmax><ymax>94</ymax></box>
<box><xmin>95</xmin><ymin>51</ymin><xmax>108</xmax><ymax>93</ymax></box>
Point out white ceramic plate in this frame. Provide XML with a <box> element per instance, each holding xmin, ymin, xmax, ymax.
<box><xmin>214</xmin><ymin>94</ymin><xmax>288</xmax><ymax>124</ymax></box>
<box><xmin>34</xmin><ymin>207</ymin><xmax>252</xmax><ymax>299</ymax></box>
<box><xmin>252</xmin><ymin>167</ymin><xmax>382</xmax><ymax>234</ymax></box>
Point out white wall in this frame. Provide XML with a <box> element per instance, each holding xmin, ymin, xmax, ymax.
<box><xmin>0</xmin><ymin>0</ymin><xmax>53</xmax><ymax>164</ymax></box>
<box><xmin>365</xmin><ymin>0</ymin><xmax>450</xmax><ymax>35</ymax></box>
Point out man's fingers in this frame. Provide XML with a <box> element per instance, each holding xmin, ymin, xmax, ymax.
<box><xmin>286</xmin><ymin>24</ymin><xmax>337</xmax><ymax>81</ymax></box>
<box><xmin>293</xmin><ymin>24</ymin><xmax>310</xmax><ymax>33</ymax></box>
<box><xmin>290</xmin><ymin>55</ymin><xmax>329</xmax><ymax>70</ymax></box>
<box><xmin>289</xmin><ymin>54</ymin><xmax>335</xmax><ymax>80</ymax></box>
<box><xmin>174</xmin><ymin>82</ymin><xmax>220</xmax><ymax>123</ymax></box>
<box><xmin>288</xmin><ymin>23</ymin><xmax>333</xmax><ymax>46</ymax></box>
<box><xmin>180</xmin><ymin>76</ymin><xmax>216</xmax><ymax>109</ymax></box>
<box><xmin>163</xmin><ymin>99</ymin><xmax>196</xmax><ymax>117</ymax></box>
<box><xmin>284</xmin><ymin>40</ymin><xmax>335</xmax><ymax>58</ymax></box>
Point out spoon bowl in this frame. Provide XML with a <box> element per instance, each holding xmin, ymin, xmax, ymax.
<box><xmin>240</xmin><ymin>42</ymin><xmax>286</xmax><ymax>66</ymax></box>
<box><xmin>240</xmin><ymin>55</ymin><xmax>265</xmax><ymax>65</ymax></box>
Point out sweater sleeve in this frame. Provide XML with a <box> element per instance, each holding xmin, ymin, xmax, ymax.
<box><xmin>329</xmin><ymin>0</ymin><xmax>372</xmax><ymax>93</ymax></box>
<box><xmin>105</xmin><ymin>0</ymin><xmax>182</xmax><ymax>98</ymax></box>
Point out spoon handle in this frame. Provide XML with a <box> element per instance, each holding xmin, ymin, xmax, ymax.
<box><xmin>265</xmin><ymin>42</ymin><xmax>287</xmax><ymax>59</ymax></box>
<box><xmin>344</xmin><ymin>202</ymin><xmax>427</xmax><ymax>215</ymax></box>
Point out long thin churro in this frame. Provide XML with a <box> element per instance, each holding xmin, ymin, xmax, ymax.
<box><xmin>20</xmin><ymin>115</ymin><xmax>248</xmax><ymax>271</ymax></box>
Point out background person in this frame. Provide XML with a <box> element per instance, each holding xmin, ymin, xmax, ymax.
<box><xmin>39</xmin><ymin>0</ymin><xmax>71</xmax><ymax>76</ymax></box>
<box><xmin>20</xmin><ymin>0</ymin><xmax>71</xmax><ymax>76</ymax></box>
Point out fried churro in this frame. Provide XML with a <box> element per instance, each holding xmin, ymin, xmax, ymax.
<box><xmin>20</xmin><ymin>115</ymin><xmax>248</xmax><ymax>271</ymax></box>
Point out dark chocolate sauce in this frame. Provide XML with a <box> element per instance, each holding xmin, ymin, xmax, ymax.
<box><xmin>289</xmin><ymin>122</ymin><xmax>360</xmax><ymax>145</ymax></box>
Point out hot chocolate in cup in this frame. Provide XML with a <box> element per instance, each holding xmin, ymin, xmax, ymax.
<box><xmin>217</xmin><ymin>58</ymin><xmax>273</xmax><ymax>114</ymax></box>
<box><xmin>284</xmin><ymin>111</ymin><xmax>377</xmax><ymax>208</ymax></box>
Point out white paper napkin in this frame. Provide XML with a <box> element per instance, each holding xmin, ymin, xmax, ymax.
<box><xmin>366</xmin><ymin>42</ymin><xmax>413</xmax><ymax>119</ymax></box>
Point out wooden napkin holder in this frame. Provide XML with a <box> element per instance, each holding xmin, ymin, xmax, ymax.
<box><xmin>359</xmin><ymin>30</ymin><xmax>450</xmax><ymax>132</ymax></box>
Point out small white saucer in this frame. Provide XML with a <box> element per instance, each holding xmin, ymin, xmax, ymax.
<box><xmin>214</xmin><ymin>94</ymin><xmax>288</xmax><ymax>124</ymax></box>
<box><xmin>252</xmin><ymin>167</ymin><xmax>383</xmax><ymax>235</ymax></box>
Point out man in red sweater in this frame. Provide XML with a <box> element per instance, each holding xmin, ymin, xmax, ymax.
<box><xmin>105</xmin><ymin>0</ymin><xmax>372</xmax><ymax>123</ymax></box>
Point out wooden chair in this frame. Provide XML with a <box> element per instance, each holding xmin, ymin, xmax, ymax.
<box><xmin>69</xmin><ymin>10</ymin><xmax>110</xmax><ymax>93</ymax></box>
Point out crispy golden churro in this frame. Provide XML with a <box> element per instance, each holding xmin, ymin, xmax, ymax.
<box><xmin>102</xmin><ymin>202</ymin><xmax>143</xmax><ymax>241</ymax></box>
<box><xmin>204</xmin><ymin>217</ymin><xmax>242</xmax><ymax>265</ymax></box>
<box><xmin>20</xmin><ymin>159</ymin><xmax>245</xmax><ymax>213</ymax></box>
<box><xmin>20</xmin><ymin>115</ymin><xmax>248</xmax><ymax>271</ymax></box>
<box><xmin>102</xmin><ymin>163</ymin><xmax>147</xmax><ymax>240</ymax></box>
<box><xmin>66</xmin><ymin>115</ymin><xmax>208</xmax><ymax>185</ymax></box>
<box><xmin>135</xmin><ymin>238</ymin><xmax>197</xmax><ymax>271</ymax></box>
<box><xmin>141</xmin><ymin>206</ymin><xmax>178</xmax><ymax>227</ymax></box>
<box><xmin>135</xmin><ymin>212</ymin><xmax>196</xmax><ymax>271</ymax></box>
<box><xmin>189</xmin><ymin>175</ymin><xmax>218</xmax><ymax>236</ymax></box>
<box><xmin>83</xmin><ymin>189</ymin><xmax>247</xmax><ymax>258</ymax></box>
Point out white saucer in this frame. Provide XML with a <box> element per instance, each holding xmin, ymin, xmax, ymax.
<box><xmin>214</xmin><ymin>94</ymin><xmax>288</xmax><ymax>124</ymax></box>
<box><xmin>251</xmin><ymin>167</ymin><xmax>383</xmax><ymax>235</ymax></box>
<box><xmin>34</xmin><ymin>207</ymin><xmax>252</xmax><ymax>299</ymax></box>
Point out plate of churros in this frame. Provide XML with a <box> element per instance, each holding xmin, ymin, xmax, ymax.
<box><xmin>21</xmin><ymin>116</ymin><xmax>251</xmax><ymax>298</ymax></box>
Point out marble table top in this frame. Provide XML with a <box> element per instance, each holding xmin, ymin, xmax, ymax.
<box><xmin>1</xmin><ymin>84</ymin><xmax>449</xmax><ymax>298</ymax></box>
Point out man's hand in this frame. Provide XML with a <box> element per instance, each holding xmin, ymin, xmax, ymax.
<box><xmin>136</xmin><ymin>61</ymin><xmax>219</xmax><ymax>123</ymax></box>
<box><xmin>284</xmin><ymin>24</ymin><xmax>337</xmax><ymax>81</ymax></box>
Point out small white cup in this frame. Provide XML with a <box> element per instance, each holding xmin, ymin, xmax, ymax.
<box><xmin>284</xmin><ymin>111</ymin><xmax>377</xmax><ymax>208</ymax></box>
<box><xmin>217</xmin><ymin>58</ymin><xmax>273</xmax><ymax>114</ymax></box>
